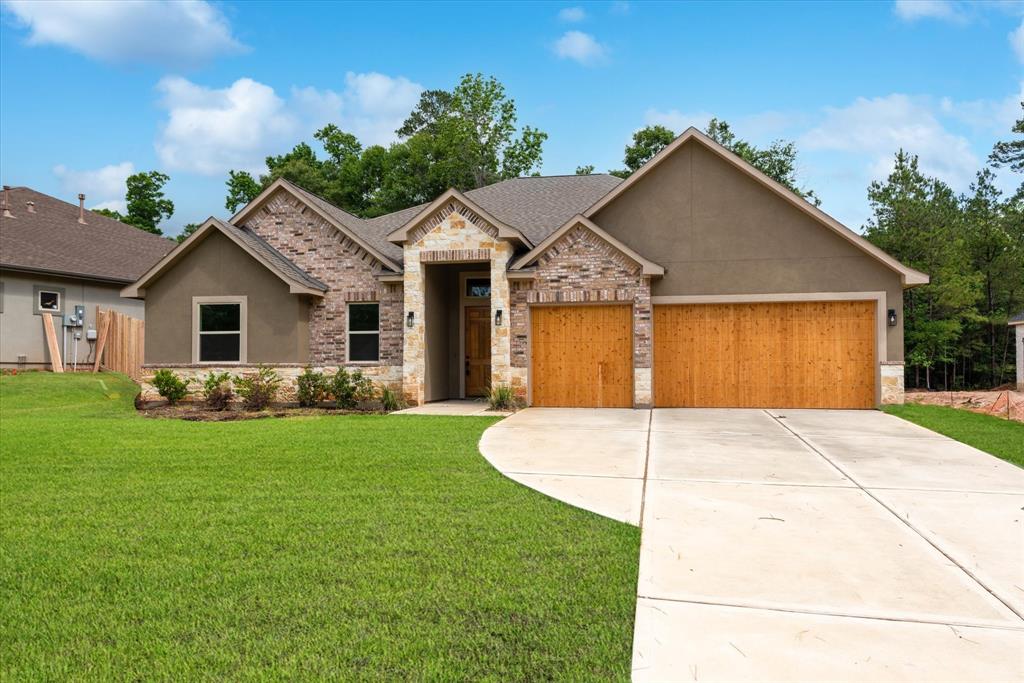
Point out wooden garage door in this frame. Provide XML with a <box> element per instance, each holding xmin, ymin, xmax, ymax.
<box><xmin>654</xmin><ymin>301</ymin><xmax>876</xmax><ymax>409</ymax></box>
<box><xmin>531</xmin><ymin>305</ymin><xmax>633</xmax><ymax>407</ymax></box>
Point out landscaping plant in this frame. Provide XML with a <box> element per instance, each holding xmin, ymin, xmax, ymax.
<box><xmin>201</xmin><ymin>371</ymin><xmax>233</xmax><ymax>410</ymax></box>
<box><xmin>233</xmin><ymin>365</ymin><xmax>282</xmax><ymax>411</ymax></box>
<box><xmin>351</xmin><ymin>370</ymin><xmax>377</xmax><ymax>405</ymax></box>
<box><xmin>151</xmin><ymin>369</ymin><xmax>189</xmax><ymax>405</ymax></box>
<box><xmin>380</xmin><ymin>386</ymin><xmax>406</xmax><ymax>412</ymax></box>
<box><xmin>295</xmin><ymin>367</ymin><xmax>328</xmax><ymax>407</ymax></box>
<box><xmin>487</xmin><ymin>383</ymin><xmax>518</xmax><ymax>411</ymax></box>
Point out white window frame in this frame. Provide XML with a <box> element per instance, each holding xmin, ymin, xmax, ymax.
<box><xmin>346</xmin><ymin>301</ymin><xmax>380</xmax><ymax>364</ymax></box>
<box><xmin>192</xmin><ymin>296</ymin><xmax>247</xmax><ymax>364</ymax></box>
<box><xmin>37</xmin><ymin>289</ymin><xmax>62</xmax><ymax>313</ymax></box>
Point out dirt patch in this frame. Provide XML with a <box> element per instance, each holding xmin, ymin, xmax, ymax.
<box><xmin>905</xmin><ymin>390</ymin><xmax>1024</xmax><ymax>422</ymax></box>
<box><xmin>138</xmin><ymin>403</ymin><xmax>385</xmax><ymax>422</ymax></box>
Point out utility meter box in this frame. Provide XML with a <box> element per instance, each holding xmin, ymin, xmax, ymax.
<box><xmin>86</xmin><ymin>327</ymin><xmax>98</xmax><ymax>341</ymax></box>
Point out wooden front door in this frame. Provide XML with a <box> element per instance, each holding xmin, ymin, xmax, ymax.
<box><xmin>530</xmin><ymin>305</ymin><xmax>633</xmax><ymax>408</ymax></box>
<box><xmin>465</xmin><ymin>306</ymin><xmax>491</xmax><ymax>397</ymax></box>
<box><xmin>653</xmin><ymin>301</ymin><xmax>876</xmax><ymax>409</ymax></box>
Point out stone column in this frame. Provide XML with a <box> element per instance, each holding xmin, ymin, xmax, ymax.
<box><xmin>880</xmin><ymin>361</ymin><xmax>905</xmax><ymax>405</ymax></box>
<box><xmin>490</xmin><ymin>243</ymin><xmax>513</xmax><ymax>392</ymax></box>
<box><xmin>402</xmin><ymin>249</ymin><xmax>425</xmax><ymax>405</ymax></box>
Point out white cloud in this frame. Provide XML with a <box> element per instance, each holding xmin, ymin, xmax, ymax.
<box><xmin>1</xmin><ymin>0</ymin><xmax>244</xmax><ymax>67</ymax></box>
<box><xmin>893</xmin><ymin>0</ymin><xmax>965</xmax><ymax>22</ymax></box>
<box><xmin>644</xmin><ymin>109</ymin><xmax>713</xmax><ymax>133</ymax></box>
<box><xmin>801</xmin><ymin>94</ymin><xmax>979</xmax><ymax>189</ymax></box>
<box><xmin>1011</xmin><ymin>20</ymin><xmax>1024</xmax><ymax>63</ymax></box>
<box><xmin>553</xmin><ymin>30</ymin><xmax>608</xmax><ymax>66</ymax></box>
<box><xmin>89</xmin><ymin>199</ymin><xmax>128</xmax><ymax>213</ymax></box>
<box><xmin>610</xmin><ymin>1</ymin><xmax>631</xmax><ymax>15</ymax></box>
<box><xmin>155</xmin><ymin>73</ymin><xmax>423</xmax><ymax>176</ymax></box>
<box><xmin>558</xmin><ymin>7</ymin><xmax>586</xmax><ymax>22</ymax></box>
<box><xmin>52</xmin><ymin>161</ymin><xmax>134</xmax><ymax>210</ymax></box>
<box><xmin>940</xmin><ymin>81</ymin><xmax>1023</xmax><ymax>132</ymax></box>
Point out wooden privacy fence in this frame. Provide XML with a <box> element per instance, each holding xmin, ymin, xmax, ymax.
<box><xmin>93</xmin><ymin>307</ymin><xmax>145</xmax><ymax>379</ymax></box>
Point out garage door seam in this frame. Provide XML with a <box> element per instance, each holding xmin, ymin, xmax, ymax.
<box><xmin>637</xmin><ymin>594</ymin><xmax>1024</xmax><ymax>632</ymax></box>
<box><xmin>763</xmin><ymin>410</ymin><xmax>1024</xmax><ymax>624</ymax></box>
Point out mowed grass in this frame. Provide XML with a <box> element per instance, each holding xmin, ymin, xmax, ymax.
<box><xmin>0</xmin><ymin>373</ymin><xmax>640</xmax><ymax>680</ymax></box>
<box><xmin>883</xmin><ymin>403</ymin><xmax>1024</xmax><ymax>468</ymax></box>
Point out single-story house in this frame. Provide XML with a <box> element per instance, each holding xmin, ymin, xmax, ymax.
<box><xmin>123</xmin><ymin>128</ymin><xmax>927</xmax><ymax>408</ymax></box>
<box><xmin>1011</xmin><ymin>312</ymin><xmax>1024</xmax><ymax>391</ymax></box>
<box><xmin>0</xmin><ymin>186</ymin><xmax>175</xmax><ymax>369</ymax></box>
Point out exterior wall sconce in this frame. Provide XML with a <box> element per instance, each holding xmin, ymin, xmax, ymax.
<box><xmin>406</xmin><ymin>311</ymin><xmax>415</xmax><ymax>328</ymax></box>
<box><xmin>494</xmin><ymin>309</ymin><xmax>503</xmax><ymax>326</ymax></box>
<box><xmin>887</xmin><ymin>309</ymin><xmax>897</xmax><ymax>327</ymax></box>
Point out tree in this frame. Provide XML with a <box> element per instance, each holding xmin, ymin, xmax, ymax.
<box><xmin>176</xmin><ymin>222</ymin><xmax>201</xmax><ymax>244</ymax></box>
<box><xmin>610</xmin><ymin>125</ymin><xmax>675</xmax><ymax>178</ymax></box>
<box><xmin>93</xmin><ymin>171</ymin><xmax>173</xmax><ymax>235</ymax></box>
<box><xmin>989</xmin><ymin>102</ymin><xmax>1023</xmax><ymax>173</ymax></box>
<box><xmin>575</xmin><ymin>165</ymin><xmax>595</xmax><ymax>175</ymax></box>
<box><xmin>225</xmin><ymin>170</ymin><xmax>262</xmax><ymax>213</ymax></box>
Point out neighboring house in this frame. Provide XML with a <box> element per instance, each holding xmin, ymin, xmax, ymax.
<box><xmin>1011</xmin><ymin>312</ymin><xmax>1024</xmax><ymax>391</ymax></box>
<box><xmin>124</xmin><ymin>128</ymin><xmax>928</xmax><ymax>409</ymax></box>
<box><xmin>0</xmin><ymin>186</ymin><xmax>174</xmax><ymax>369</ymax></box>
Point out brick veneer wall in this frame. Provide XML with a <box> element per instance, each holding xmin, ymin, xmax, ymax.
<box><xmin>510</xmin><ymin>224</ymin><xmax>653</xmax><ymax>406</ymax></box>
<box><xmin>240</xmin><ymin>191</ymin><xmax>403</xmax><ymax>366</ymax></box>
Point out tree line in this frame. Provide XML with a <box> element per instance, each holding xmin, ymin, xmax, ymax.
<box><xmin>99</xmin><ymin>73</ymin><xmax>1022</xmax><ymax>390</ymax></box>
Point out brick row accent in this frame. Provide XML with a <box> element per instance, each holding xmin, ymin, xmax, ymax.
<box><xmin>419</xmin><ymin>248</ymin><xmax>491</xmax><ymax>263</ymax></box>
<box><xmin>240</xmin><ymin>191</ymin><xmax>404</xmax><ymax>366</ymax></box>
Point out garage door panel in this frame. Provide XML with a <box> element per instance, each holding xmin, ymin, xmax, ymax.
<box><xmin>654</xmin><ymin>301</ymin><xmax>876</xmax><ymax>409</ymax></box>
<box><xmin>531</xmin><ymin>305</ymin><xmax>633</xmax><ymax>408</ymax></box>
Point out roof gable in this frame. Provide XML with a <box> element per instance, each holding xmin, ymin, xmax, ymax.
<box><xmin>386</xmin><ymin>188</ymin><xmax>534</xmax><ymax>247</ymax></box>
<box><xmin>122</xmin><ymin>217</ymin><xmax>326</xmax><ymax>298</ymax></box>
<box><xmin>511</xmin><ymin>215</ymin><xmax>665</xmax><ymax>275</ymax></box>
<box><xmin>583</xmin><ymin>128</ymin><xmax>928</xmax><ymax>287</ymax></box>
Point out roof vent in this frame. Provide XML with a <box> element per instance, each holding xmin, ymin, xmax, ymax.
<box><xmin>26</xmin><ymin>201</ymin><xmax>35</xmax><ymax>213</ymax></box>
<box><xmin>78</xmin><ymin>193</ymin><xmax>87</xmax><ymax>224</ymax></box>
<box><xmin>1</xmin><ymin>185</ymin><xmax>12</xmax><ymax>219</ymax></box>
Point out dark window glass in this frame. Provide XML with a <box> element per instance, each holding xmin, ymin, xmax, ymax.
<box><xmin>200</xmin><ymin>304</ymin><xmax>240</xmax><ymax>332</ymax></box>
<box><xmin>199</xmin><ymin>334</ymin><xmax>240</xmax><ymax>362</ymax></box>
<box><xmin>465</xmin><ymin>278</ymin><xmax>490</xmax><ymax>298</ymax></box>
<box><xmin>349</xmin><ymin>303</ymin><xmax>379</xmax><ymax>332</ymax></box>
<box><xmin>348</xmin><ymin>333</ymin><xmax>379</xmax><ymax>362</ymax></box>
<box><xmin>39</xmin><ymin>291</ymin><xmax>60</xmax><ymax>311</ymax></box>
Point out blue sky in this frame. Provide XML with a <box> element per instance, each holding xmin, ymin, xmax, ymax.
<box><xmin>1</xmin><ymin>0</ymin><xmax>1021</xmax><ymax>237</ymax></box>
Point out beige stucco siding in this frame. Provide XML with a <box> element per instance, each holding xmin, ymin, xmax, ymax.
<box><xmin>0</xmin><ymin>270</ymin><xmax>146</xmax><ymax>368</ymax></box>
<box><xmin>143</xmin><ymin>231</ymin><xmax>310</xmax><ymax>365</ymax></box>
<box><xmin>593</xmin><ymin>141</ymin><xmax>905</xmax><ymax>360</ymax></box>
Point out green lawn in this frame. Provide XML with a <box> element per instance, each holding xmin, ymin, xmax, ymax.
<box><xmin>0</xmin><ymin>373</ymin><xmax>640</xmax><ymax>680</ymax></box>
<box><xmin>883</xmin><ymin>403</ymin><xmax>1024</xmax><ymax>468</ymax></box>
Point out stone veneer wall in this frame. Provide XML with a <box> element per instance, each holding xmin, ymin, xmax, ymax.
<box><xmin>240</xmin><ymin>191</ymin><xmax>403</xmax><ymax>368</ymax></box>
<box><xmin>880</xmin><ymin>361</ymin><xmax>905</xmax><ymax>405</ymax></box>
<box><xmin>510</xmin><ymin>224</ymin><xmax>653</xmax><ymax>407</ymax></box>
<box><xmin>136</xmin><ymin>364</ymin><xmax>402</xmax><ymax>404</ymax></box>
<box><xmin>402</xmin><ymin>202</ymin><xmax>513</xmax><ymax>405</ymax></box>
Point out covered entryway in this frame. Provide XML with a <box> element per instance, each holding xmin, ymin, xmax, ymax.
<box><xmin>530</xmin><ymin>304</ymin><xmax>633</xmax><ymax>407</ymax></box>
<box><xmin>654</xmin><ymin>301</ymin><xmax>876</xmax><ymax>409</ymax></box>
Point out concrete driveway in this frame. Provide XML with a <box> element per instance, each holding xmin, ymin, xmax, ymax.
<box><xmin>479</xmin><ymin>408</ymin><xmax>1024</xmax><ymax>682</ymax></box>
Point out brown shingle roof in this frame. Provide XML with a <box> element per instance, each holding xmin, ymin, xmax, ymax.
<box><xmin>0</xmin><ymin>187</ymin><xmax>175</xmax><ymax>283</ymax></box>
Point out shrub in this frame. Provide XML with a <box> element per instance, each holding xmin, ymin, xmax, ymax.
<box><xmin>201</xmin><ymin>371</ymin><xmax>233</xmax><ymax>410</ymax></box>
<box><xmin>152</xmin><ymin>369</ymin><xmax>189</xmax><ymax>405</ymax></box>
<box><xmin>487</xmin><ymin>383</ymin><xmax>519</xmax><ymax>411</ymax></box>
<box><xmin>331</xmin><ymin>369</ymin><xmax>377</xmax><ymax>409</ymax></box>
<box><xmin>296</xmin><ymin>367</ymin><xmax>328</xmax><ymax>407</ymax></box>
<box><xmin>234</xmin><ymin>365</ymin><xmax>282</xmax><ymax>411</ymax></box>
<box><xmin>380</xmin><ymin>386</ymin><xmax>406</xmax><ymax>412</ymax></box>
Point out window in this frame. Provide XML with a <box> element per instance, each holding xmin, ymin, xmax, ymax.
<box><xmin>38</xmin><ymin>290</ymin><xmax>61</xmax><ymax>312</ymax></box>
<box><xmin>465</xmin><ymin>277</ymin><xmax>491</xmax><ymax>298</ymax></box>
<box><xmin>348</xmin><ymin>302</ymin><xmax>379</xmax><ymax>362</ymax></box>
<box><xmin>192</xmin><ymin>297</ymin><xmax>246</xmax><ymax>363</ymax></box>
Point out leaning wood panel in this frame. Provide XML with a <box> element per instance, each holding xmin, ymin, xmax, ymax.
<box><xmin>41</xmin><ymin>313</ymin><xmax>63</xmax><ymax>373</ymax></box>
<box><xmin>531</xmin><ymin>304</ymin><xmax>633</xmax><ymax>408</ymax></box>
<box><xmin>654</xmin><ymin>301</ymin><xmax>876</xmax><ymax>409</ymax></box>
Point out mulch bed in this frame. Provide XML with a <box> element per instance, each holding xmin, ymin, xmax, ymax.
<box><xmin>138</xmin><ymin>403</ymin><xmax>385</xmax><ymax>422</ymax></box>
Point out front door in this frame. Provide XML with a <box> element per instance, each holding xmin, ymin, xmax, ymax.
<box><xmin>465</xmin><ymin>306</ymin><xmax>491</xmax><ymax>397</ymax></box>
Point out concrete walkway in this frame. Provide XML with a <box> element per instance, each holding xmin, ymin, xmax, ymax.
<box><xmin>479</xmin><ymin>408</ymin><xmax>1024</xmax><ymax>682</ymax></box>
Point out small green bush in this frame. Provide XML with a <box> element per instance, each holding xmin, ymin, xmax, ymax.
<box><xmin>487</xmin><ymin>384</ymin><xmax>519</xmax><ymax>411</ymax></box>
<box><xmin>152</xmin><ymin>369</ymin><xmax>189</xmax><ymax>405</ymax></box>
<box><xmin>201</xmin><ymin>371</ymin><xmax>233</xmax><ymax>410</ymax></box>
<box><xmin>380</xmin><ymin>386</ymin><xmax>406</xmax><ymax>412</ymax></box>
<box><xmin>296</xmin><ymin>367</ymin><xmax>328</xmax><ymax>407</ymax></box>
<box><xmin>331</xmin><ymin>368</ymin><xmax>377</xmax><ymax>409</ymax></box>
<box><xmin>234</xmin><ymin>365</ymin><xmax>282</xmax><ymax>411</ymax></box>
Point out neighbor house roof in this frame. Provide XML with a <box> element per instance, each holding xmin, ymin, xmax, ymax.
<box><xmin>0</xmin><ymin>186</ymin><xmax>175</xmax><ymax>283</ymax></box>
<box><xmin>582</xmin><ymin>128</ymin><xmax>929</xmax><ymax>288</ymax></box>
<box><xmin>122</xmin><ymin>217</ymin><xmax>326</xmax><ymax>298</ymax></box>
<box><xmin>1010</xmin><ymin>311</ymin><xmax>1024</xmax><ymax>326</ymax></box>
